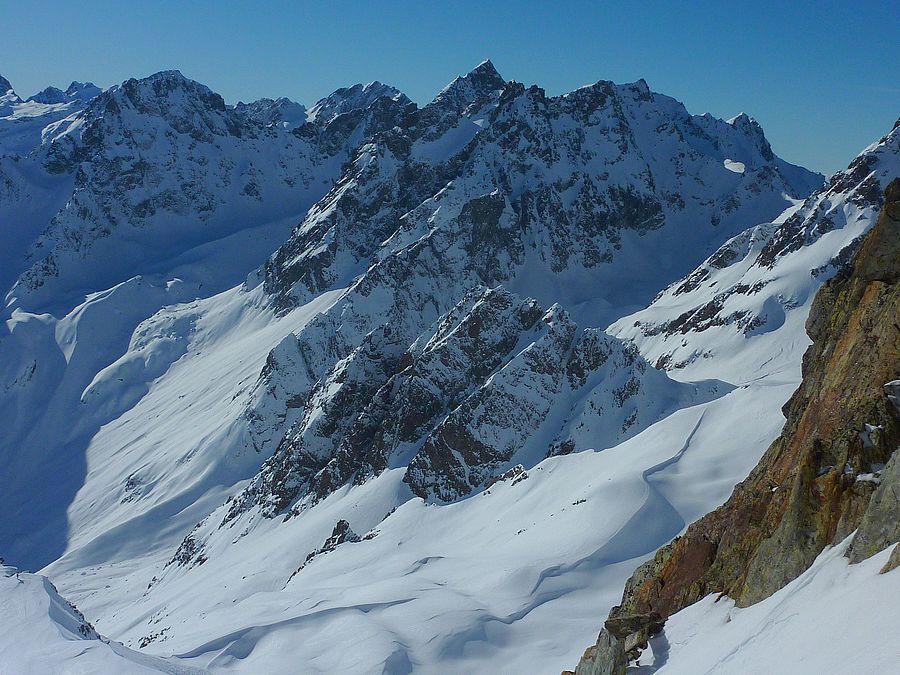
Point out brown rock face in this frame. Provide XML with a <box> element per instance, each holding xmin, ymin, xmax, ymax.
<box><xmin>574</xmin><ymin>178</ymin><xmax>900</xmax><ymax>673</ymax></box>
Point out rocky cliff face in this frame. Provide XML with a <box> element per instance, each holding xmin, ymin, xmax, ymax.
<box><xmin>217</xmin><ymin>285</ymin><xmax>721</xmax><ymax>531</ymax></box>
<box><xmin>264</xmin><ymin>68</ymin><xmax>821</xmax><ymax>312</ymax></box>
<box><xmin>207</xmin><ymin>65</ymin><xmax>821</xmax><ymax>529</ymax></box>
<box><xmin>573</xmin><ymin>177</ymin><xmax>900</xmax><ymax>674</ymax></box>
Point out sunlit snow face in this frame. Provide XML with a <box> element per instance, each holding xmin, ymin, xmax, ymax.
<box><xmin>723</xmin><ymin>158</ymin><xmax>746</xmax><ymax>174</ymax></box>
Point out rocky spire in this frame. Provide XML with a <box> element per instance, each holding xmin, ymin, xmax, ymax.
<box><xmin>431</xmin><ymin>59</ymin><xmax>506</xmax><ymax>111</ymax></box>
<box><xmin>463</xmin><ymin>59</ymin><xmax>505</xmax><ymax>90</ymax></box>
<box><xmin>729</xmin><ymin>111</ymin><xmax>774</xmax><ymax>161</ymax></box>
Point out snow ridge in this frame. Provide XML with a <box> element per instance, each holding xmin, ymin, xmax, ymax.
<box><xmin>611</xmin><ymin>119</ymin><xmax>900</xmax><ymax>382</ymax></box>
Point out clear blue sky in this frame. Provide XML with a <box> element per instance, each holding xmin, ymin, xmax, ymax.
<box><xmin>1</xmin><ymin>0</ymin><xmax>897</xmax><ymax>174</ymax></box>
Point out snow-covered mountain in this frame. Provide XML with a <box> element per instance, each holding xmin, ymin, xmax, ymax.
<box><xmin>610</xmin><ymin>119</ymin><xmax>899</xmax><ymax>383</ymax></box>
<box><xmin>6</xmin><ymin>69</ymin><xmax>415</xmax><ymax>312</ymax></box>
<box><xmin>210</xmin><ymin>62</ymin><xmax>821</xmax><ymax>522</ymax></box>
<box><xmin>0</xmin><ymin>67</ymin><xmax>419</xmax><ymax>576</ymax></box>
<box><xmin>3</xmin><ymin>61</ymin><xmax>894</xmax><ymax>675</ymax></box>
<box><xmin>233</xmin><ymin>96</ymin><xmax>308</xmax><ymax>129</ymax></box>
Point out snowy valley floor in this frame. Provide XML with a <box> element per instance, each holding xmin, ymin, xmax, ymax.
<box><xmin>44</xmin><ymin>375</ymin><xmax>797</xmax><ymax>673</ymax></box>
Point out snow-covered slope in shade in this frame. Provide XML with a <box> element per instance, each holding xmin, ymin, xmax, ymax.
<box><xmin>0</xmin><ymin>564</ymin><xmax>202</xmax><ymax>674</ymax></box>
<box><xmin>0</xmin><ymin>73</ymin><xmax>98</xmax><ymax>305</ymax></box>
<box><xmin>0</xmin><ymin>279</ymin><xmax>342</xmax><ymax>569</ymax></box>
<box><xmin>610</xmin><ymin>120</ymin><xmax>899</xmax><ymax>383</ymax></box>
<box><xmin>634</xmin><ymin>539</ymin><xmax>900</xmax><ymax>674</ymax></box>
<box><xmin>0</xmin><ymin>69</ymin><xmax>420</xmax><ymax>570</ymax></box>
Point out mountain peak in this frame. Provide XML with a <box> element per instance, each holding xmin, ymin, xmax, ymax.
<box><xmin>235</xmin><ymin>96</ymin><xmax>307</xmax><ymax>128</ymax></box>
<box><xmin>441</xmin><ymin>59</ymin><xmax>506</xmax><ymax>94</ymax></box>
<box><xmin>65</xmin><ymin>81</ymin><xmax>102</xmax><ymax>101</ymax></box>
<box><xmin>111</xmin><ymin>70</ymin><xmax>226</xmax><ymax>114</ymax></box>
<box><xmin>728</xmin><ymin>112</ymin><xmax>774</xmax><ymax>161</ymax></box>
<box><xmin>0</xmin><ymin>74</ymin><xmax>13</xmax><ymax>95</ymax></box>
<box><xmin>429</xmin><ymin>60</ymin><xmax>506</xmax><ymax>118</ymax></box>
<box><xmin>307</xmin><ymin>81</ymin><xmax>409</xmax><ymax>124</ymax></box>
<box><xmin>25</xmin><ymin>82</ymin><xmax>102</xmax><ymax>105</ymax></box>
<box><xmin>147</xmin><ymin>68</ymin><xmax>188</xmax><ymax>82</ymax></box>
<box><xmin>27</xmin><ymin>86</ymin><xmax>69</xmax><ymax>104</ymax></box>
<box><xmin>468</xmin><ymin>59</ymin><xmax>502</xmax><ymax>81</ymax></box>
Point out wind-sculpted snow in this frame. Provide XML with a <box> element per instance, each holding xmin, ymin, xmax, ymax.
<box><xmin>611</xmin><ymin>120</ymin><xmax>900</xmax><ymax>382</ymax></box>
<box><xmin>63</xmin><ymin>378</ymin><xmax>791</xmax><ymax>674</ymax></box>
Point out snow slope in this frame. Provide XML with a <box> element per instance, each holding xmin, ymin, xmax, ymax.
<box><xmin>0</xmin><ymin>564</ymin><xmax>202</xmax><ymax>674</ymax></box>
<box><xmin>49</xmin><ymin>378</ymin><xmax>795</xmax><ymax>674</ymax></box>
<box><xmin>633</xmin><ymin>538</ymin><xmax>900</xmax><ymax>674</ymax></box>
<box><xmin>0</xmin><ymin>68</ymin><xmax>417</xmax><ymax>570</ymax></box>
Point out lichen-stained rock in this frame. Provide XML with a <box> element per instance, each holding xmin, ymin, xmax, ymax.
<box><xmin>574</xmin><ymin>629</ymin><xmax>627</xmax><ymax>675</ymax></box>
<box><xmin>847</xmin><ymin>414</ymin><xmax>900</xmax><ymax>563</ymax></box>
<box><xmin>571</xmin><ymin>177</ymin><xmax>900</xmax><ymax>675</ymax></box>
<box><xmin>881</xmin><ymin>544</ymin><xmax>900</xmax><ymax>574</ymax></box>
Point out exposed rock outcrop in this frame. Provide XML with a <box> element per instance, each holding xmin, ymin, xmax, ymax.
<box><xmin>574</xmin><ymin>177</ymin><xmax>900</xmax><ymax>674</ymax></box>
<box><xmin>227</xmin><ymin>286</ymin><xmax>717</xmax><ymax>519</ymax></box>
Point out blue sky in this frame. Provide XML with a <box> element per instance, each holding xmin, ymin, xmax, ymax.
<box><xmin>1</xmin><ymin>0</ymin><xmax>897</xmax><ymax>174</ymax></box>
